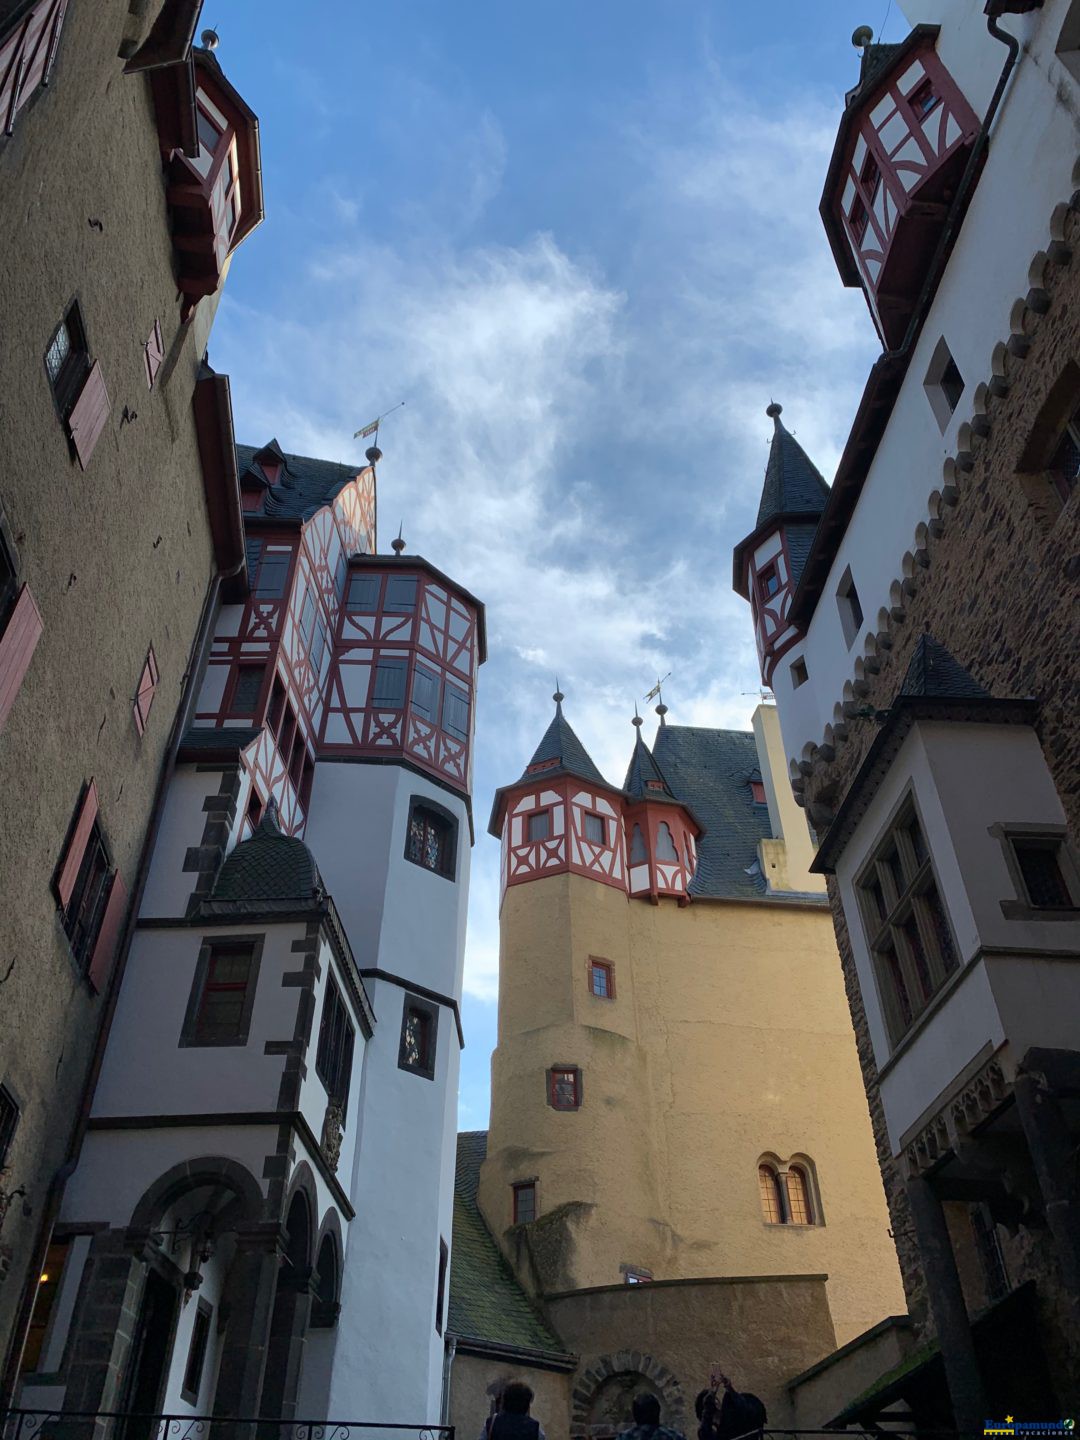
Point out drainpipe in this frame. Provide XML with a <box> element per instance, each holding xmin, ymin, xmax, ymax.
<box><xmin>0</xmin><ymin>554</ymin><xmax>236</xmax><ymax>1403</ymax></box>
<box><xmin>440</xmin><ymin>1335</ymin><xmax>458</xmax><ymax>1426</ymax></box>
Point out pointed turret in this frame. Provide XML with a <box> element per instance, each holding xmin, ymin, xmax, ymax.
<box><xmin>621</xmin><ymin>715</ymin><xmax>701</xmax><ymax>904</ymax></box>
<box><xmin>733</xmin><ymin>404</ymin><xmax>830</xmax><ymax>689</ymax></box>
<box><xmin>489</xmin><ymin>690</ymin><xmax>627</xmax><ymax>898</ymax></box>
<box><xmin>623</xmin><ymin>723</ymin><xmax>676</xmax><ymax>801</ymax></box>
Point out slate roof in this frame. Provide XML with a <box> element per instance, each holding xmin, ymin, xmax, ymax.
<box><xmin>653</xmin><ymin>726</ymin><xmax>786</xmax><ymax>901</ymax></box>
<box><xmin>623</xmin><ymin>727</ymin><xmax>676</xmax><ymax>801</ymax></box>
<box><xmin>520</xmin><ymin>700</ymin><xmax>607</xmax><ymax>788</ymax></box>
<box><xmin>899</xmin><ymin>634</ymin><xmax>990</xmax><ymax>700</ymax></box>
<box><xmin>212</xmin><ymin>806</ymin><xmax>324</xmax><ymax>902</ymax></box>
<box><xmin>236</xmin><ymin>442</ymin><xmax>362</xmax><ymax>523</ymax></box>
<box><xmin>755</xmin><ymin>410</ymin><xmax>831</xmax><ymax>530</ymax></box>
<box><xmin>178</xmin><ymin>725</ymin><xmax>261</xmax><ymax>757</ymax></box>
<box><xmin>448</xmin><ymin>1132</ymin><xmax>573</xmax><ymax>1362</ymax></box>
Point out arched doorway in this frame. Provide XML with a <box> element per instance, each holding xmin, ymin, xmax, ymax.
<box><xmin>258</xmin><ymin>1188</ymin><xmax>314</xmax><ymax>1425</ymax></box>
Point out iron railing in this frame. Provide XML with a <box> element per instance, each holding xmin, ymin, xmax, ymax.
<box><xmin>1</xmin><ymin>1413</ymin><xmax>454</xmax><ymax>1440</ymax></box>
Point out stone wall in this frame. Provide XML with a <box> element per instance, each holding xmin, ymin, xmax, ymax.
<box><xmin>449</xmin><ymin>1353</ymin><xmax>573</xmax><ymax>1440</ymax></box>
<box><xmin>0</xmin><ymin>0</ymin><xmax>233</xmax><ymax>1374</ymax></box>
<box><xmin>798</xmin><ymin>204</ymin><xmax>1080</xmax><ymax>1336</ymax></box>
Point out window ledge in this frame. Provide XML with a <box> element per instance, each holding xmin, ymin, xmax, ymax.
<box><xmin>1000</xmin><ymin>900</ymin><xmax>1080</xmax><ymax>922</ymax></box>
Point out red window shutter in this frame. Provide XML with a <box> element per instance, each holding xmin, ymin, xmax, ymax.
<box><xmin>144</xmin><ymin>319</ymin><xmax>164</xmax><ymax>389</ymax></box>
<box><xmin>133</xmin><ymin>646</ymin><xmax>159</xmax><ymax>735</ymax></box>
<box><xmin>87</xmin><ymin>870</ymin><xmax>127</xmax><ymax>994</ymax></box>
<box><xmin>0</xmin><ymin>583</ymin><xmax>44</xmax><ymax>731</ymax></box>
<box><xmin>67</xmin><ymin>360</ymin><xmax>110</xmax><ymax>470</ymax></box>
<box><xmin>0</xmin><ymin>0</ymin><xmax>68</xmax><ymax>136</ymax></box>
<box><xmin>56</xmin><ymin>780</ymin><xmax>99</xmax><ymax>911</ymax></box>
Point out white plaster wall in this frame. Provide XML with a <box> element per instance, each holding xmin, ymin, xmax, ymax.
<box><xmin>305</xmin><ymin>764</ymin><xmax>471</xmax><ymax>999</ymax></box>
<box><xmin>987</xmin><ymin>953</ymin><xmax>1080</xmax><ymax>1063</ymax></box>
<box><xmin>327</xmin><ymin>977</ymin><xmax>459</xmax><ymax>1424</ymax></box>
<box><xmin>921</xmin><ymin>722</ymin><xmax>1080</xmax><ymax>952</ymax></box>
<box><xmin>59</xmin><ymin>1126</ymin><xmax>273</xmax><ymax>1226</ymax></box>
<box><xmin>91</xmin><ymin>924</ymin><xmax>303</xmax><ymax>1119</ymax></box>
<box><xmin>160</xmin><ymin>1244</ymin><xmax>229</xmax><ymax>1413</ymax></box>
<box><xmin>141</xmin><ymin>768</ymin><xmax>222</xmax><ymax>918</ymax></box>
<box><xmin>774</xmin><ymin>9</ymin><xmax>1080</xmax><ymax>768</ymax></box>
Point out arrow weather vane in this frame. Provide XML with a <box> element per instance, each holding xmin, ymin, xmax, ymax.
<box><xmin>643</xmin><ymin>673</ymin><xmax>671</xmax><ymax>705</ymax></box>
<box><xmin>354</xmin><ymin>400</ymin><xmax>406</xmax><ymax>443</ymax></box>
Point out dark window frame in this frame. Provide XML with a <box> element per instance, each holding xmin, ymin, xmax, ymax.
<box><xmin>345</xmin><ymin>572</ymin><xmax>380</xmax><ymax>613</ymax></box>
<box><xmin>435</xmin><ymin>1237</ymin><xmax>449</xmax><ymax>1336</ymax></box>
<box><xmin>397</xmin><ymin>992</ymin><xmax>439</xmax><ymax>1081</ymax></box>
<box><xmin>758</xmin><ymin>562</ymin><xmax>780</xmax><ymax>602</ymax></box>
<box><xmin>315</xmin><ymin>974</ymin><xmax>356</xmax><ymax>1109</ymax></box>
<box><xmin>790</xmin><ymin>656</ymin><xmax>809</xmax><ymax>689</ymax></box>
<box><xmin>547</xmin><ymin>1064</ymin><xmax>582</xmax><ymax>1111</ymax></box>
<box><xmin>371</xmin><ymin>656</ymin><xmax>408</xmax><ymax>709</ymax></box>
<box><xmin>180</xmin><ymin>1297</ymin><xmax>213</xmax><ymax>1404</ymax></box>
<box><xmin>441</xmin><ymin>681</ymin><xmax>470</xmax><ymax>742</ymax></box>
<box><xmin>251</xmin><ymin>547</ymin><xmax>292</xmax><ymax>600</ymax></box>
<box><xmin>836</xmin><ymin>565</ymin><xmax>864</xmax><ymax>649</ymax></box>
<box><xmin>179</xmin><ymin>936</ymin><xmax>264</xmax><ymax>1049</ymax></box>
<box><xmin>856</xmin><ymin>797</ymin><xmax>960</xmax><ymax>1048</ymax></box>
<box><xmin>43</xmin><ymin>297</ymin><xmax>90</xmax><ymax>423</ymax></box>
<box><xmin>384</xmin><ymin>575</ymin><xmax>417</xmax><ymax>615</ymax></box>
<box><xmin>226</xmin><ymin>662</ymin><xmax>266</xmax><ymax>718</ymax></box>
<box><xmin>0</xmin><ymin>1085</ymin><xmax>18</xmax><ymax>1168</ymax></box>
<box><xmin>61</xmin><ymin>820</ymin><xmax>113</xmax><ymax>974</ymax></box>
<box><xmin>588</xmin><ymin>957</ymin><xmax>615</xmax><ymax>999</ymax></box>
<box><xmin>512</xmin><ymin>1180</ymin><xmax>537</xmax><ymax>1225</ymax></box>
<box><xmin>527</xmin><ymin>808</ymin><xmax>551</xmax><ymax>843</ymax></box>
<box><xmin>411</xmin><ymin>662</ymin><xmax>441</xmax><ymax>722</ymax></box>
<box><xmin>405</xmin><ymin>795</ymin><xmax>457</xmax><ymax>881</ymax></box>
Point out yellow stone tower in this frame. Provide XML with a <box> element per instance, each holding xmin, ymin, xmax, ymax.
<box><xmin>476</xmin><ymin>694</ymin><xmax>905</xmax><ymax>1371</ymax></box>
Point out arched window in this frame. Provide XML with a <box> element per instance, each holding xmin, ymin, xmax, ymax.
<box><xmin>758</xmin><ymin>1164</ymin><xmax>784</xmax><ymax>1225</ymax></box>
<box><xmin>311</xmin><ymin>1234</ymin><xmax>340</xmax><ymax>1328</ymax></box>
<box><xmin>785</xmin><ymin>1166</ymin><xmax>813</xmax><ymax>1225</ymax></box>
<box><xmin>406</xmin><ymin>797</ymin><xmax>456</xmax><ymax>879</ymax></box>
<box><xmin>630</xmin><ymin>824</ymin><xmax>647</xmax><ymax>863</ymax></box>
<box><xmin>656</xmin><ymin>823</ymin><xmax>678</xmax><ymax>860</ymax></box>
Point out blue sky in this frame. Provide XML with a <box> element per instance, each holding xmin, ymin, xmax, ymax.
<box><xmin>211</xmin><ymin>0</ymin><xmax>903</xmax><ymax>1127</ymax></box>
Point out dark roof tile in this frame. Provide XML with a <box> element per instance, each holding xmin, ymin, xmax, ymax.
<box><xmin>212</xmin><ymin>805</ymin><xmax>323</xmax><ymax>902</ymax></box>
<box><xmin>518</xmin><ymin>700</ymin><xmax>607</xmax><ymax>787</ymax></box>
<box><xmin>900</xmin><ymin>634</ymin><xmax>990</xmax><ymax>700</ymax></box>
<box><xmin>236</xmin><ymin>443</ymin><xmax>362</xmax><ymax>523</ymax></box>
<box><xmin>756</xmin><ymin>410</ymin><xmax>831</xmax><ymax>530</ymax></box>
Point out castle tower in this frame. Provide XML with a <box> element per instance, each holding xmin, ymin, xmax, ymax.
<box><xmin>732</xmin><ymin>404</ymin><xmax>830</xmax><ymax>691</ymax></box>
<box><xmin>473</xmin><ymin>692</ymin><xmax>906</xmax><ymax>1419</ymax></box>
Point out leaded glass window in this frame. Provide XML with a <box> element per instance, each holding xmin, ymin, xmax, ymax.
<box><xmin>405</xmin><ymin>801</ymin><xmax>455</xmax><ymax>879</ymax></box>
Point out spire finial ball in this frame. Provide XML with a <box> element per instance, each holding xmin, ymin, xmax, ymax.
<box><xmin>553</xmin><ymin>690</ymin><xmax>565</xmax><ymax>706</ymax></box>
<box><xmin>766</xmin><ymin>402</ymin><xmax>783</xmax><ymax>419</ymax></box>
<box><xmin>390</xmin><ymin>535</ymin><xmax>405</xmax><ymax>555</ymax></box>
<box><xmin>365</xmin><ymin>445</ymin><xmax>383</xmax><ymax>465</ymax></box>
<box><xmin>631</xmin><ymin>713</ymin><xmax>644</xmax><ymax>729</ymax></box>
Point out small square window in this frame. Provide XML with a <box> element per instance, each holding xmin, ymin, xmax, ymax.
<box><xmin>346</xmin><ymin>574</ymin><xmax>380</xmax><ymax>612</ymax></box>
<box><xmin>589</xmin><ymin>959</ymin><xmax>614</xmax><ymax>999</ymax></box>
<box><xmin>371</xmin><ymin>658</ymin><xmax>407</xmax><ymax>708</ymax></box>
<box><xmin>925</xmin><ymin>337</ymin><xmax>965</xmax><ymax>431</ymax></box>
<box><xmin>184</xmin><ymin>940</ymin><xmax>260</xmax><ymax>1048</ymax></box>
<box><xmin>758</xmin><ymin>564</ymin><xmax>780</xmax><ymax>600</ymax></box>
<box><xmin>836</xmin><ymin>566</ymin><xmax>864</xmax><ymax>649</ymax></box>
<box><xmin>44</xmin><ymin>302</ymin><xmax>90</xmax><ymax>419</ymax></box>
<box><xmin>385</xmin><ymin>576</ymin><xmax>417</xmax><ymax>614</ymax></box>
<box><xmin>527</xmin><ymin>809</ymin><xmax>551</xmax><ymax>842</ymax></box>
<box><xmin>512</xmin><ymin>1181</ymin><xmax>536</xmax><ymax>1225</ymax></box>
<box><xmin>228</xmin><ymin>664</ymin><xmax>265</xmax><ymax>717</ymax></box>
<box><xmin>406</xmin><ymin>799</ymin><xmax>456</xmax><ymax>879</ymax></box>
<box><xmin>548</xmin><ymin>1066</ymin><xmax>581</xmax><ymax>1111</ymax></box>
<box><xmin>790</xmin><ymin>657</ymin><xmax>809</xmax><ymax>689</ymax></box>
<box><xmin>1012</xmin><ymin>839</ymin><xmax>1075</xmax><ymax>910</ymax></box>
<box><xmin>909</xmin><ymin>78</ymin><xmax>940</xmax><ymax>119</ymax></box>
<box><xmin>398</xmin><ymin>994</ymin><xmax>439</xmax><ymax>1080</ymax></box>
<box><xmin>583</xmin><ymin>812</ymin><xmax>605</xmax><ymax>845</ymax></box>
<box><xmin>441</xmin><ymin>682</ymin><xmax>470</xmax><ymax>742</ymax></box>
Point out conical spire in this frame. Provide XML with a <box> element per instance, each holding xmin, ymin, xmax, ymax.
<box><xmin>756</xmin><ymin>404</ymin><xmax>831</xmax><ymax>529</ymax></box>
<box><xmin>623</xmin><ymin>721</ymin><xmax>676</xmax><ymax>801</ymax></box>
<box><xmin>517</xmin><ymin>689</ymin><xmax>607</xmax><ymax>787</ymax></box>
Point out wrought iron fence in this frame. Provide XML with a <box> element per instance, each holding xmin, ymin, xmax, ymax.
<box><xmin>1</xmin><ymin>1412</ymin><xmax>454</xmax><ymax>1440</ymax></box>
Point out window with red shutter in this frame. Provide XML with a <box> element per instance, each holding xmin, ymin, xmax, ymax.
<box><xmin>87</xmin><ymin>871</ymin><xmax>128</xmax><ymax>994</ymax></box>
<box><xmin>67</xmin><ymin>360</ymin><xmax>110</xmax><ymax>470</ymax></box>
<box><xmin>133</xmin><ymin>646</ymin><xmax>159</xmax><ymax>735</ymax></box>
<box><xmin>0</xmin><ymin>583</ymin><xmax>43</xmax><ymax>733</ymax></box>
<box><xmin>54</xmin><ymin>782</ymin><xmax>119</xmax><ymax>980</ymax></box>
<box><xmin>144</xmin><ymin>319</ymin><xmax>164</xmax><ymax>389</ymax></box>
<box><xmin>0</xmin><ymin>0</ymin><xmax>68</xmax><ymax>140</ymax></box>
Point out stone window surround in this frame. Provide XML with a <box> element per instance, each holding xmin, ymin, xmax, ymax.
<box><xmin>179</xmin><ymin>933</ymin><xmax>264</xmax><ymax>1048</ymax></box>
<box><xmin>397</xmin><ymin>991</ymin><xmax>439</xmax><ymax>1082</ymax></box>
<box><xmin>404</xmin><ymin>793</ymin><xmax>458</xmax><ymax>882</ymax></box>
<box><xmin>991</xmin><ymin>821</ymin><xmax>1080</xmax><ymax>920</ymax></box>
<box><xmin>852</xmin><ymin>783</ymin><xmax>960</xmax><ymax>1050</ymax></box>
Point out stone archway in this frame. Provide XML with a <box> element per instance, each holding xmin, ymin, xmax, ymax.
<box><xmin>571</xmin><ymin>1352</ymin><xmax>686</xmax><ymax>1439</ymax></box>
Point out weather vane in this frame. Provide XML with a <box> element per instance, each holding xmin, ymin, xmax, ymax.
<box><xmin>643</xmin><ymin>673</ymin><xmax>670</xmax><ymax>705</ymax></box>
<box><xmin>353</xmin><ymin>400</ymin><xmax>406</xmax><ymax>445</ymax></box>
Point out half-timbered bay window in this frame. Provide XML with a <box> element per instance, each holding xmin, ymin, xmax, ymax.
<box><xmin>856</xmin><ymin>802</ymin><xmax>958</xmax><ymax>1045</ymax></box>
<box><xmin>405</xmin><ymin>798</ymin><xmax>455</xmax><ymax>879</ymax></box>
<box><xmin>316</xmin><ymin>975</ymin><xmax>355</xmax><ymax>1107</ymax></box>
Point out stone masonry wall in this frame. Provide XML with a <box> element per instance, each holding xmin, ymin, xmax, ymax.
<box><xmin>799</xmin><ymin>201</ymin><xmax>1080</xmax><ymax>1336</ymax></box>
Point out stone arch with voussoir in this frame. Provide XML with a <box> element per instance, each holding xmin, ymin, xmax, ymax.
<box><xmin>571</xmin><ymin>1352</ymin><xmax>687</xmax><ymax>1438</ymax></box>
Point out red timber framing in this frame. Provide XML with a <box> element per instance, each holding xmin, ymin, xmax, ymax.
<box><xmin>133</xmin><ymin>31</ymin><xmax>263</xmax><ymax>319</ymax></box>
<box><xmin>497</xmin><ymin>777</ymin><xmax>627</xmax><ymax>899</ymax></box>
<box><xmin>822</xmin><ymin>29</ymin><xmax>979</xmax><ymax>348</ymax></box>
<box><xmin>624</xmin><ymin>800</ymin><xmax>699</xmax><ymax>905</ymax></box>
<box><xmin>745</xmin><ymin>528</ymin><xmax>802</xmax><ymax>686</ymax></box>
<box><xmin>192</xmin><ymin>466</ymin><xmax>383</xmax><ymax>837</ymax></box>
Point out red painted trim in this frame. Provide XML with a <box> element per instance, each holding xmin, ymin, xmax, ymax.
<box><xmin>547</xmin><ymin>1065</ymin><xmax>581</xmax><ymax>1110</ymax></box>
<box><xmin>192</xmin><ymin>368</ymin><xmax>245</xmax><ymax>584</ymax></box>
<box><xmin>133</xmin><ymin>646</ymin><xmax>159</xmax><ymax>736</ymax></box>
<box><xmin>87</xmin><ymin>870</ymin><xmax>127</xmax><ymax>994</ymax></box>
<box><xmin>56</xmin><ymin>780</ymin><xmax>99</xmax><ymax>911</ymax></box>
<box><xmin>0</xmin><ymin>583</ymin><xmax>43</xmax><ymax>731</ymax></box>
<box><xmin>0</xmin><ymin>0</ymin><xmax>68</xmax><ymax>139</ymax></box>
<box><xmin>68</xmin><ymin>360</ymin><xmax>110</xmax><ymax>470</ymax></box>
<box><xmin>144</xmin><ymin>319</ymin><xmax>164</xmax><ymax>389</ymax></box>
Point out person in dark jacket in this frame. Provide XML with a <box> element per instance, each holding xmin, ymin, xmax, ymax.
<box><xmin>695</xmin><ymin>1374</ymin><xmax>767</xmax><ymax>1440</ymax></box>
<box><xmin>618</xmin><ymin>1391</ymin><xmax>686</xmax><ymax>1440</ymax></box>
<box><xmin>489</xmin><ymin>1381</ymin><xmax>546</xmax><ymax>1440</ymax></box>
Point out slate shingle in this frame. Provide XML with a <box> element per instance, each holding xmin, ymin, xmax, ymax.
<box><xmin>518</xmin><ymin>701</ymin><xmax>607</xmax><ymax>788</ymax></box>
<box><xmin>899</xmin><ymin>634</ymin><xmax>990</xmax><ymax>701</ymax></box>
<box><xmin>212</xmin><ymin>808</ymin><xmax>323</xmax><ymax>902</ymax></box>
<box><xmin>236</xmin><ymin>443</ymin><xmax>362</xmax><ymax>524</ymax></box>
<box><xmin>755</xmin><ymin>413</ymin><xmax>831</xmax><ymax>530</ymax></box>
